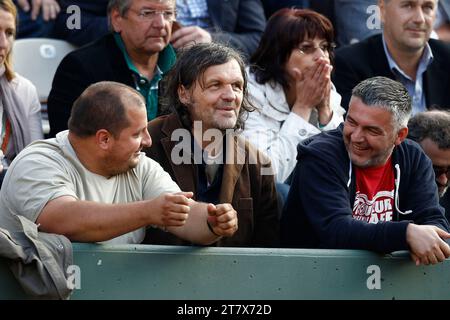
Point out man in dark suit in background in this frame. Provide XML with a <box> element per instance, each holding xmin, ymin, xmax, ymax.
<box><xmin>170</xmin><ymin>0</ymin><xmax>266</xmax><ymax>58</ymax></box>
<box><xmin>333</xmin><ymin>0</ymin><xmax>450</xmax><ymax>113</ymax></box>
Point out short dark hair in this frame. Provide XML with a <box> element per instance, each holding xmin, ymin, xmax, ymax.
<box><xmin>68</xmin><ymin>81</ymin><xmax>145</xmax><ymax>137</ymax></box>
<box><xmin>408</xmin><ymin>110</ymin><xmax>450</xmax><ymax>149</ymax></box>
<box><xmin>249</xmin><ymin>8</ymin><xmax>335</xmax><ymax>89</ymax></box>
<box><xmin>161</xmin><ymin>42</ymin><xmax>254</xmax><ymax>131</ymax></box>
<box><xmin>107</xmin><ymin>0</ymin><xmax>133</xmax><ymax>31</ymax></box>
<box><xmin>351</xmin><ymin>77</ymin><xmax>412</xmax><ymax>129</ymax></box>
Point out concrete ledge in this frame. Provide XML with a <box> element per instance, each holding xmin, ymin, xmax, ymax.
<box><xmin>1</xmin><ymin>244</ymin><xmax>449</xmax><ymax>299</ymax></box>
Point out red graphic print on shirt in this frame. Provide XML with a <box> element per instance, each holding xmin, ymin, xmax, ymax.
<box><xmin>353</xmin><ymin>157</ymin><xmax>395</xmax><ymax>223</ymax></box>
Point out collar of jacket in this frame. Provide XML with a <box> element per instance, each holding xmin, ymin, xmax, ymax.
<box><xmin>159</xmin><ymin>113</ymin><xmax>245</xmax><ymax>203</ymax></box>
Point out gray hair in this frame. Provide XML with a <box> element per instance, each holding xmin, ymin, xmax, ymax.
<box><xmin>160</xmin><ymin>42</ymin><xmax>255</xmax><ymax>131</ymax></box>
<box><xmin>408</xmin><ymin>110</ymin><xmax>450</xmax><ymax>149</ymax></box>
<box><xmin>107</xmin><ymin>0</ymin><xmax>132</xmax><ymax>31</ymax></box>
<box><xmin>107</xmin><ymin>0</ymin><xmax>176</xmax><ymax>31</ymax></box>
<box><xmin>351</xmin><ymin>76</ymin><xmax>412</xmax><ymax>129</ymax></box>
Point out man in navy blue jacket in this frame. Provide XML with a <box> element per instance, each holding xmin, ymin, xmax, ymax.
<box><xmin>281</xmin><ymin>76</ymin><xmax>450</xmax><ymax>266</ymax></box>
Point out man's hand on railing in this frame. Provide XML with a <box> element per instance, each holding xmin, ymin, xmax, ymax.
<box><xmin>407</xmin><ymin>224</ymin><xmax>450</xmax><ymax>266</ymax></box>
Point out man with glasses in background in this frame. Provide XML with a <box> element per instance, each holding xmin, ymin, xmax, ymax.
<box><xmin>408</xmin><ymin>110</ymin><xmax>450</xmax><ymax>220</ymax></box>
<box><xmin>53</xmin><ymin>0</ymin><xmax>266</xmax><ymax>59</ymax></box>
<box><xmin>47</xmin><ymin>0</ymin><xmax>177</xmax><ymax>137</ymax></box>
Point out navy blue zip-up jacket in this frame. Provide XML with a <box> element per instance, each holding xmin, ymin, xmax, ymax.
<box><xmin>281</xmin><ymin>124</ymin><xmax>450</xmax><ymax>253</ymax></box>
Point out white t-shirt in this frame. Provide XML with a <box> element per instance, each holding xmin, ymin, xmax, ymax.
<box><xmin>0</xmin><ymin>131</ymin><xmax>180</xmax><ymax>244</ymax></box>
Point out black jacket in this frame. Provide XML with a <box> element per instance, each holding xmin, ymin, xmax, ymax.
<box><xmin>440</xmin><ymin>191</ymin><xmax>450</xmax><ymax>222</ymax></box>
<box><xmin>205</xmin><ymin>0</ymin><xmax>266</xmax><ymax>58</ymax></box>
<box><xmin>281</xmin><ymin>124</ymin><xmax>449</xmax><ymax>253</ymax></box>
<box><xmin>333</xmin><ymin>34</ymin><xmax>450</xmax><ymax>110</ymax></box>
<box><xmin>47</xmin><ymin>34</ymin><xmax>134</xmax><ymax>137</ymax></box>
<box><xmin>55</xmin><ymin>0</ymin><xmax>110</xmax><ymax>46</ymax></box>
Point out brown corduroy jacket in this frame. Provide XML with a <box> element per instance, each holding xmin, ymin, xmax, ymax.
<box><xmin>143</xmin><ymin>113</ymin><xmax>280</xmax><ymax>247</ymax></box>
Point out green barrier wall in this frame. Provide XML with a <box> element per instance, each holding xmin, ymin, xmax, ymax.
<box><xmin>1</xmin><ymin>244</ymin><xmax>450</xmax><ymax>299</ymax></box>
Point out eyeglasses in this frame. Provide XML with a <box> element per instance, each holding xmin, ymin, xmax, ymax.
<box><xmin>131</xmin><ymin>9</ymin><xmax>177</xmax><ymax>22</ymax></box>
<box><xmin>296</xmin><ymin>42</ymin><xmax>336</xmax><ymax>55</ymax></box>
<box><xmin>433</xmin><ymin>165</ymin><xmax>450</xmax><ymax>178</ymax></box>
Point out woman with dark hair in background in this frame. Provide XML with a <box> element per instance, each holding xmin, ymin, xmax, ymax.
<box><xmin>244</xmin><ymin>8</ymin><xmax>345</xmax><ymax>186</ymax></box>
<box><xmin>0</xmin><ymin>0</ymin><xmax>43</xmax><ymax>185</ymax></box>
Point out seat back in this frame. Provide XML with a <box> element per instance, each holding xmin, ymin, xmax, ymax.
<box><xmin>12</xmin><ymin>38</ymin><xmax>77</xmax><ymax>103</ymax></box>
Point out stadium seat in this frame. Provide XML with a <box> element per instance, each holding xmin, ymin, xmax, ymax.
<box><xmin>12</xmin><ymin>38</ymin><xmax>77</xmax><ymax>135</ymax></box>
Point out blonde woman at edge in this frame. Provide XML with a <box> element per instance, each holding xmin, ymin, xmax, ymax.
<box><xmin>0</xmin><ymin>0</ymin><xmax>43</xmax><ymax>185</ymax></box>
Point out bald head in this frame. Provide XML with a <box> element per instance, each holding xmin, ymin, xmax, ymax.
<box><xmin>68</xmin><ymin>81</ymin><xmax>145</xmax><ymax>138</ymax></box>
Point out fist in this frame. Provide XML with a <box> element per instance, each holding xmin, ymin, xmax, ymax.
<box><xmin>207</xmin><ymin>203</ymin><xmax>238</xmax><ymax>237</ymax></box>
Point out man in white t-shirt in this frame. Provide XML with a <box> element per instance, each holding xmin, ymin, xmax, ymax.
<box><xmin>0</xmin><ymin>81</ymin><xmax>238</xmax><ymax>244</ymax></box>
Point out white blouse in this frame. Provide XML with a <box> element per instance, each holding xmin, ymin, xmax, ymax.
<box><xmin>243</xmin><ymin>69</ymin><xmax>345</xmax><ymax>183</ymax></box>
<box><xmin>0</xmin><ymin>73</ymin><xmax>44</xmax><ymax>165</ymax></box>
